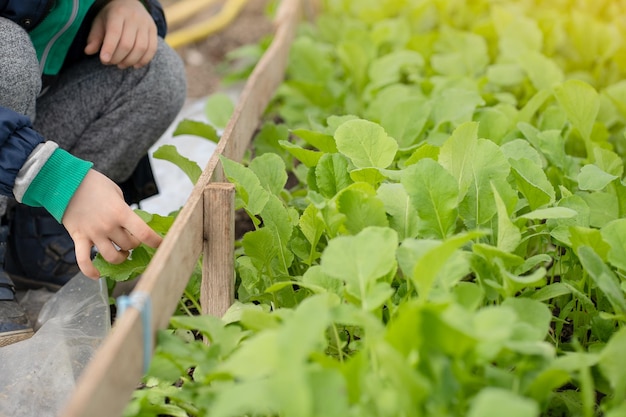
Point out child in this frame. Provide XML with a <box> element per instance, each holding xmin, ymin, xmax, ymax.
<box><xmin>0</xmin><ymin>0</ymin><xmax>187</xmax><ymax>346</ymax></box>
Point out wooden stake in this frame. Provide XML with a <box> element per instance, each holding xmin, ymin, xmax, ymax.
<box><xmin>202</xmin><ymin>183</ymin><xmax>235</xmax><ymax>318</ymax></box>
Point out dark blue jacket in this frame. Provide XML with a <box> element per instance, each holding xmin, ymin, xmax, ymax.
<box><xmin>0</xmin><ymin>0</ymin><xmax>166</xmax><ymax>201</ymax></box>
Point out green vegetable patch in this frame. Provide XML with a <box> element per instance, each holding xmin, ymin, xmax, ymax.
<box><xmin>116</xmin><ymin>0</ymin><xmax>626</xmax><ymax>416</ymax></box>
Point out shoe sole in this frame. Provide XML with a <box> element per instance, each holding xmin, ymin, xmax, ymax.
<box><xmin>0</xmin><ymin>328</ymin><xmax>34</xmax><ymax>347</ymax></box>
<box><xmin>8</xmin><ymin>273</ymin><xmax>63</xmax><ymax>293</ymax></box>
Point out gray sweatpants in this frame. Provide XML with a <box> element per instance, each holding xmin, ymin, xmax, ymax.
<box><xmin>0</xmin><ymin>16</ymin><xmax>187</xmax><ymax>184</ymax></box>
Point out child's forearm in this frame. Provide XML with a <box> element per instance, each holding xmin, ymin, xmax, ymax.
<box><xmin>0</xmin><ymin>106</ymin><xmax>93</xmax><ymax>223</ymax></box>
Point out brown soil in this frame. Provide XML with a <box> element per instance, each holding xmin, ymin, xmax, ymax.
<box><xmin>163</xmin><ymin>0</ymin><xmax>274</xmax><ymax>99</ymax></box>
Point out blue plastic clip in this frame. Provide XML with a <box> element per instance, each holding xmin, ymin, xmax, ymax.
<box><xmin>117</xmin><ymin>291</ymin><xmax>153</xmax><ymax>373</ymax></box>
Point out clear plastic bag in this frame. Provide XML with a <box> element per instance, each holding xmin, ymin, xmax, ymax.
<box><xmin>0</xmin><ymin>273</ymin><xmax>110</xmax><ymax>417</ymax></box>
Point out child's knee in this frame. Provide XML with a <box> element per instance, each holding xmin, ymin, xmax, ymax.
<box><xmin>0</xmin><ymin>17</ymin><xmax>41</xmax><ymax>119</ymax></box>
<box><xmin>145</xmin><ymin>38</ymin><xmax>187</xmax><ymax>117</ymax></box>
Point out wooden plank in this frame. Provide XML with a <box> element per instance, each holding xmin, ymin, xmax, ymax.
<box><xmin>202</xmin><ymin>183</ymin><xmax>235</xmax><ymax>318</ymax></box>
<box><xmin>59</xmin><ymin>1</ymin><xmax>303</xmax><ymax>416</ymax></box>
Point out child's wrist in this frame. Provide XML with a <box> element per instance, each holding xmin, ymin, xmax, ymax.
<box><xmin>21</xmin><ymin>148</ymin><xmax>93</xmax><ymax>222</ymax></box>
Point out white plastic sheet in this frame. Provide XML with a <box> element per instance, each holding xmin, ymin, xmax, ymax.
<box><xmin>0</xmin><ymin>274</ymin><xmax>110</xmax><ymax>417</ymax></box>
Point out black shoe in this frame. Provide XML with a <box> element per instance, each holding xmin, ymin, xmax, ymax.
<box><xmin>0</xmin><ymin>297</ymin><xmax>34</xmax><ymax>347</ymax></box>
<box><xmin>4</xmin><ymin>205</ymin><xmax>79</xmax><ymax>292</ymax></box>
<box><xmin>0</xmin><ymin>226</ymin><xmax>34</xmax><ymax>347</ymax></box>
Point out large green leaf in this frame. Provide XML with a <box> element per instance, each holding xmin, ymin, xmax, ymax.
<box><xmin>487</xmin><ymin>63</ymin><xmax>525</xmax><ymax>87</ymax></box>
<box><xmin>519</xmin><ymin>51</ymin><xmax>564</xmax><ymax>90</ymax></box>
<box><xmin>315</xmin><ymin>153</ymin><xmax>352</xmax><ymax>198</ymax></box>
<box><xmin>254</xmin><ymin>123</ymin><xmax>290</xmax><ymax>159</ymax></box>
<box><xmin>401</xmin><ymin>158</ymin><xmax>459</xmax><ymax>239</ymax></box>
<box><xmin>475</xmin><ymin>106</ymin><xmax>515</xmax><ymax>144</ymax></box>
<box><xmin>334</xmin><ymin>119</ymin><xmax>398</xmax><ymax>168</ymax></box>
<box><xmin>212</xmin><ymin>296</ymin><xmax>335</xmax><ymax>417</ymax></box>
<box><xmin>432</xmin><ymin>88</ymin><xmax>485</xmax><ymax>127</ymax></box>
<box><xmin>365</xmin><ymin>84</ymin><xmax>421</xmax><ymax>121</ymax></box>
<box><xmin>500</xmin><ymin>139</ymin><xmax>544</xmax><ymax>167</ymax></box>
<box><xmin>431</xmin><ymin>27</ymin><xmax>489</xmax><ymax>77</ymax></box>
<box><xmin>172</xmin><ymin>119</ymin><xmax>220</xmax><ymax>143</ymax></box>
<box><xmin>494</xmin><ymin>10</ymin><xmax>543</xmax><ymax>56</ymax></box>
<box><xmin>301</xmin><ymin>265</ymin><xmax>342</xmax><ymax>296</ymax></box>
<box><xmin>580</xmin><ymin>191</ymin><xmax>619</xmax><ymax>227</ymax></box>
<box><xmin>518</xmin><ymin>125</ymin><xmax>577</xmax><ymax>177</ymax></box>
<box><xmin>321</xmin><ymin>227</ymin><xmax>398</xmax><ymax>310</ymax></box>
<box><xmin>270</xmin><ymin>295</ymin><xmax>335</xmax><ymax>417</ymax></box>
<box><xmin>287</xmin><ymin>37</ymin><xmax>334</xmax><ymax>84</ymax></box>
<box><xmin>502</xmin><ymin>298</ymin><xmax>553</xmax><ymax>341</ymax></box>
<box><xmin>292</xmin><ymin>128</ymin><xmax>338</xmax><ymax>153</ymax></box>
<box><xmin>468</xmin><ymin>388</ymin><xmax>539</xmax><ymax>417</ymax></box>
<box><xmin>153</xmin><ymin>145</ymin><xmax>202</xmax><ymax>185</ymax></box>
<box><xmin>367</xmin><ymin>50</ymin><xmax>424</xmax><ymax>90</ymax></box>
<box><xmin>337</xmin><ymin>40</ymin><xmax>373</xmax><ymax>94</ymax></box>
<box><xmin>570</xmin><ymin>226</ymin><xmax>611</xmax><ymax>261</ymax></box>
<box><xmin>398</xmin><ymin>238</ymin><xmax>470</xmax><ymax>294</ymax></box>
<box><xmin>377</xmin><ymin>183</ymin><xmax>420</xmax><ymax>240</ymax></box>
<box><xmin>554</xmin><ymin>79</ymin><xmax>600</xmax><ymax>141</ymax></box>
<box><xmin>379</xmin><ymin>96</ymin><xmax>430</xmax><ymax>149</ymax></box>
<box><xmin>509</xmin><ymin>157</ymin><xmax>555</xmax><ymax>210</ymax></box>
<box><xmin>439</xmin><ymin>122</ymin><xmax>479</xmax><ymax>199</ymax></box>
<box><xmin>242</xmin><ymin>228</ymin><xmax>276</xmax><ymax>271</ymax></box>
<box><xmin>204</xmin><ymin>92</ymin><xmax>235</xmax><ymax>130</ymax></box>
<box><xmin>279</xmin><ymin>140</ymin><xmax>323</xmax><ymax>168</ymax></box>
<box><xmin>411</xmin><ymin>231</ymin><xmax>482</xmax><ymax>300</ymax></box>
<box><xmin>260</xmin><ymin>195</ymin><xmax>296</xmax><ymax>275</ymax></box>
<box><xmin>94</xmin><ymin>246</ymin><xmax>152</xmax><ymax>281</ymax></box>
<box><xmin>456</xmin><ymin>139</ymin><xmax>511</xmax><ymax>228</ymax></box>
<box><xmin>521</xmin><ymin>207</ymin><xmax>577</xmax><ymax>220</ymax></box>
<box><xmin>577</xmin><ymin>164</ymin><xmax>618</xmax><ymax>191</ymax></box>
<box><xmin>577</xmin><ymin>246</ymin><xmax>626</xmax><ymax>315</ymax></box>
<box><xmin>592</xmin><ymin>147</ymin><xmax>624</xmax><ymax>177</ymax></box>
<box><xmin>598</xmin><ymin>327</ymin><xmax>626</xmax><ymax>402</ymax></box>
<box><xmin>602</xmin><ymin>219</ymin><xmax>626</xmax><ymax>271</ymax></box>
<box><xmin>518</xmin><ymin>89</ymin><xmax>552</xmax><ymax>123</ymax></box>
<box><xmin>349</xmin><ymin>167</ymin><xmax>386</xmax><ymax>187</ymax></box>
<box><xmin>249</xmin><ymin>153</ymin><xmax>288</xmax><ymax>196</ymax></box>
<box><xmin>492</xmin><ymin>183</ymin><xmax>521</xmax><ymax>252</ymax></box>
<box><xmin>605</xmin><ymin>80</ymin><xmax>626</xmax><ymax>120</ymax></box>
<box><xmin>220</xmin><ymin>156</ymin><xmax>269</xmax><ymax>215</ymax></box>
<box><xmin>299</xmin><ymin>204</ymin><xmax>325</xmax><ymax>249</ymax></box>
<box><xmin>472</xmin><ymin>306</ymin><xmax>517</xmax><ymax>361</ymax></box>
<box><xmin>336</xmin><ymin>185</ymin><xmax>389</xmax><ymax>234</ymax></box>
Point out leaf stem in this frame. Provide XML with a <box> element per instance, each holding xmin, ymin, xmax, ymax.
<box><xmin>179</xmin><ymin>299</ymin><xmax>194</xmax><ymax>317</ymax></box>
<box><xmin>184</xmin><ymin>289</ymin><xmax>203</xmax><ymax>314</ymax></box>
<box><xmin>332</xmin><ymin>324</ymin><xmax>344</xmax><ymax>363</ymax></box>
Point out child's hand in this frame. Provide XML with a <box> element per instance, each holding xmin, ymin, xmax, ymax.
<box><xmin>84</xmin><ymin>0</ymin><xmax>158</xmax><ymax>69</ymax></box>
<box><xmin>62</xmin><ymin>169</ymin><xmax>162</xmax><ymax>279</ymax></box>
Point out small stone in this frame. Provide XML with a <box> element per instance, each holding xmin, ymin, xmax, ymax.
<box><xmin>185</xmin><ymin>49</ymin><xmax>205</xmax><ymax>67</ymax></box>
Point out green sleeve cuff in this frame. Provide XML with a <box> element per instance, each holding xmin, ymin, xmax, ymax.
<box><xmin>22</xmin><ymin>148</ymin><xmax>93</xmax><ymax>222</ymax></box>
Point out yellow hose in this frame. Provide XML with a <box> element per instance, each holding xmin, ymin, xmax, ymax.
<box><xmin>165</xmin><ymin>0</ymin><xmax>249</xmax><ymax>49</ymax></box>
<box><xmin>164</xmin><ymin>0</ymin><xmax>222</xmax><ymax>28</ymax></box>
